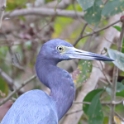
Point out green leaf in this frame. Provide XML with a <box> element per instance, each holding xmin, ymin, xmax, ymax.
<box><xmin>113</xmin><ymin>26</ymin><xmax>121</xmax><ymax>32</ymax></box>
<box><xmin>116</xmin><ymin>83</ymin><xmax>124</xmax><ymax>92</ymax></box>
<box><xmin>0</xmin><ymin>77</ymin><xmax>9</xmax><ymax>98</ymax></box>
<box><xmin>84</xmin><ymin>0</ymin><xmax>103</xmax><ymax>24</ymax></box>
<box><xmin>83</xmin><ymin>89</ymin><xmax>104</xmax><ymax>114</ymax></box>
<box><xmin>107</xmin><ymin>49</ymin><xmax>124</xmax><ymax>71</ymax></box>
<box><xmin>77</xmin><ymin>0</ymin><xmax>95</xmax><ymax>10</ymax></box>
<box><xmin>72</xmin><ymin>60</ymin><xmax>92</xmax><ymax>88</ymax></box>
<box><xmin>116</xmin><ymin>83</ymin><xmax>124</xmax><ymax>97</ymax></box>
<box><xmin>87</xmin><ymin>91</ymin><xmax>104</xmax><ymax>124</ymax></box>
<box><xmin>102</xmin><ymin>0</ymin><xmax>124</xmax><ymax>17</ymax></box>
<box><xmin>105</xmin><ymin>87</ymin><xmax>112</xmax><ymax>96</ymax></box>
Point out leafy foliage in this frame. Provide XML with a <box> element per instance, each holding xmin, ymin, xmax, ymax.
<box><xmin>116</xmin><ymin>83</ymin><xmax>124</xmax><ymax>97</ymax></box>
<box><xmin>102</xmin><ymin>0</ymin><xmax>124</xmax><ymax>17</ymax></box>
<box><xmin>113</xmin><ymin>26</ymin><xmax>122</xmax><ymax>32</ymax></box>
<box><xmin>83</xmin><ymin>89</ymin><xmax>104</xmax><ymax>124</ymax></box>
<box><xmin>77</xmin><ymin>0</ymin><xmax>95</xmax><ymax>10</ymax></box>
<box><xmin>72</xmin><ymin>60</ymin><xmax>92</xmax><ymax>87</ymax></box>
<box><xmin>77</xmin><ymin>0</ymin><xmax>124</xmax><ymax>24</ymax></box>
<box><xmin>1</xmin><ymin>0</ymin><xmax>124</xmax><ymax>123</ymax></box>
<box><xmin>107</xmin><ymin>48</ymin><xmax>124</xmax><ymax>71</ymax></box>
<box><xmin>84</xmin><ymin>0</ymin><xmax>103</xmax><ymax>24</ymax></box>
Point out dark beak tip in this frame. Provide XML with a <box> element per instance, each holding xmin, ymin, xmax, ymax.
<box><xmin>109</xmin><ymin>58</ymin><xmax>114</xmax><ymax>61</ymax></box>
<box><xmin>105</xmin><ymin>58</ymin><xmax>114</xmax><ymax>61</ymax></box>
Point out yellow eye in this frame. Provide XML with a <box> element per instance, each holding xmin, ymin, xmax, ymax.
<box><xmin>56</xmin><ymin>46</ymin><xmax>64</xmax><ymax>52</ymax></box>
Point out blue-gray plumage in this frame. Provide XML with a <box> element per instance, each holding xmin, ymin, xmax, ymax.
<box><xmin>1</xmin><ymin>39</ymin><xmax>113</xmax><ymax>124</ymax></box>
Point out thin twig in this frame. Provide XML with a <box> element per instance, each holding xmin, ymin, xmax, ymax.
<box><xmin>114</xmin><ymin>112</ymin><xmax>124</xmax><ymax>122</ymax></box>
<box><xmin>67</xmin><ymin>100</ymin><xmax>124</xmax><ymax>117</ymax></box>
<box><xmin>74</xmin><ymin>100</ymin><xmax>124</xmax><ymax>105</ymax></box>
<box><xmin>107</xmin><ymin>105</ymin><xmax>124</xmax><ymax>122</ymax></box>
<box><xmin>109</xmin><ymin>18</ymin><xmax>124</xmax><ymax>124</ymax></box>
<box><xmin>66</xmin><ymin>109</ymin><xmax>83</xmax><ymax>115</ymax></box>
<box><xmin>0</xmin><ymin>75</ymin><xmax>36</xmax><ymax>106</ymax></box>
<box><xmin>73</xmin><ymin>19</ymin><xmax>120</xmax><ymax>45</ymax></box>
<box><xmin>99</xmin><ymin>61</ymin><xmax>112</xmax><ymax>86</ymax></box>
<box><xmin>0</xmin><ymin>68</ymin><xmax>14</xmax><ymax>88</ymax></box>
<box><xmin>73</xmin><ymin>23</ymin><xmax>88</xmax><ymax>46</ymax></box>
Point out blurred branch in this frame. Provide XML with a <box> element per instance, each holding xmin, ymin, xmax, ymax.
<box><xmin>0</xmin><ymin>68</ymin><xmax>14</xmax><ymax>88</ymax></box>
<box><xmin>74</xmin><ymin>100</ymin><xmax>124</xmax><ymax>105</ymax></box>
<box><xmin>73</xmin><ymin>19</ymin><xmax>120</xmax><ymax>45</ymax></box>
<box><xmin>4</xmin><ymin>8</ymin><xmax>84</xmax><ymax>19</ymax></box>
<box><xmin>62</xmin><ymin>14</ymin><xmax>121</xmax><ymax>124</ymax></box>
<box><xmin>0</xmin><ymin>0</ymin><xmax>6</xmax><ymax>28</ymax></box>
<box><xmin>66</xmin><ymin>100</ymin><xmax>124</xmax><ymax>116</ymax></box>
<box><xmin>73</xmin><ymin>23</ymin><xmax>88</xmax><ymax>46</ymax></box>
<box><xmin>115</xmin><ymin>112</ymin><xmax>124</xmax><ymax>122</ymax></box>
<box><xmin>0</xmin><ymin>75</ymin><xmax>36</xmax><ymax>106</ymax></box>
<box><xmin>109</xmin><ymin>16</ymin><xmax>124</xmax><ymax>124</ymax></box>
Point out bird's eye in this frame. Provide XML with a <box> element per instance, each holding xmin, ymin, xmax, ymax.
<box><xmin>56</xmin><ymin>46</ymin><xmax>64</xmax><ymax>52</ymax></box>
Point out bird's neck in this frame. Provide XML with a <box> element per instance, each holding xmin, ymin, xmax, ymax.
<box><xmin>35</xmin><ymin>57</ymin><xmax>75</xmax><ymax>120</ymax></box>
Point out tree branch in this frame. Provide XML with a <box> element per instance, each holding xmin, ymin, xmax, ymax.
<box><xmin>73</xmin><ymin>23</ymin><xmax>88</xmax><ymax>46</ymax></box>
<box><xmin>0</xmin><ymin>0</ymin><xmax>7</xmax><ymax>28</ymax></box>
<box><xmin>4</xmin><ymin>8</ymin><xmax>84</xmax><ymax>19</ymax></box>
<box><xmin>73</xmin><ymin>19</ymin><xmax>120</xmax><ymax>46</ymax></box>
<box><xmin>0</xmin><ymin>68</ymin><xmax>14</xmax><ymax>88</ymax></box>
<box><xmin>0</xmin><ymin>75</ymin><xmax>36</xmax><ymax>106</ymax></box>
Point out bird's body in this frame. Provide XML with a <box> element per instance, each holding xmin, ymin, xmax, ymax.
<box><xmin>1</xmin><ymin>90</ymin><xmax>58</xmax><ymax>124</ymax></box>
<box><xmin>1</xmin><ymin>39</ymin><xmax>113</xmax><ymax>124</ymax></box>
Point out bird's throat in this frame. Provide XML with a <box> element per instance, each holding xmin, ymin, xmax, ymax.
<box><xmin>35</xmin><ymin>57</ymin><xmax>75</xmax><ymax>120</ymax></box>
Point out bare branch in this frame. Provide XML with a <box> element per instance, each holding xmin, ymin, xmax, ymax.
<box><xmin>0</xmin><ymin>75</ymin><xmax>36</xmax><ymax>106</ymax></box>
<box><xmin>74</xmin><ymin>100</ymin><xmax>124</xmax><ymax>105</ymax></box>
<box><xmin>0</xmin><ymin>68</ymin><xmax>14</xmax><ymax>87</ymax></box>
<box><xmin>73</xmin><ymin>19</ymin><xmax>120</xmax><ymax>46</ymax></box>
<box><xmin>73</xmin><ymin>23</ymin><xmax>88</xmax><ymax>46</ymax></box>
<box><xmin>0</xmin><ymin>0</ymin><xmax>7</xmax><ymax>28</ymax></box>
<box><xmin>4</xmin><ymin>8</ymin><xmax>84</xmax><ymax>19</ymax></box>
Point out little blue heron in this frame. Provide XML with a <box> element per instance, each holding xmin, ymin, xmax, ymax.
<box><xmin>1</xmin><ymin>39</ymin><xmax>113</xmax><ymax>124</ymax></box>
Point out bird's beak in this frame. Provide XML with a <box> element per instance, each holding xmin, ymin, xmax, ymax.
<box><xmin>64</xmin><ymin>47</ymin><xmax>113</xmax><ymax>61</ymax></box>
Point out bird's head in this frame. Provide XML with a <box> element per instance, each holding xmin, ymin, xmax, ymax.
<box><xmin>39</xmin><ymin>39</ymin><xmax>113</xmax><ymax>62</ymax></box>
